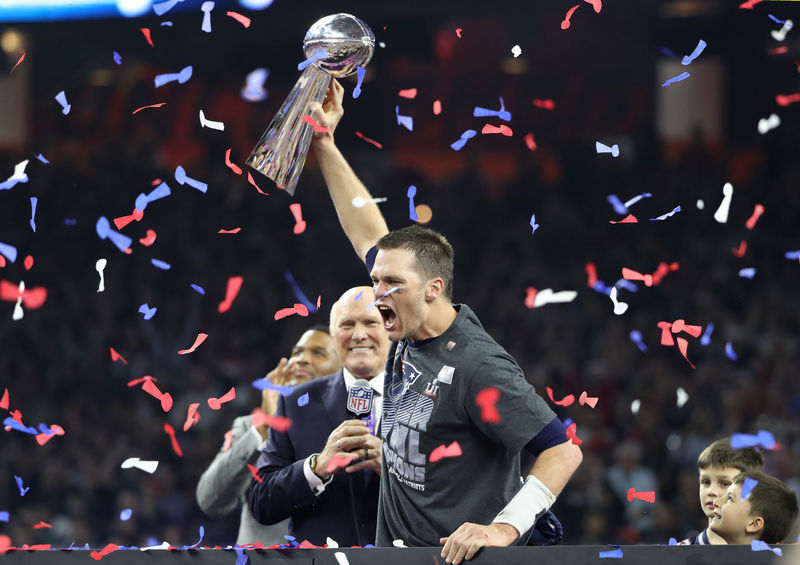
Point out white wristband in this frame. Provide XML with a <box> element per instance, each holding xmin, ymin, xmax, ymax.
<box><xmin>492</xmin><ymin>475</ymin><xmax>556</xmax><ymax>538</ymax></box>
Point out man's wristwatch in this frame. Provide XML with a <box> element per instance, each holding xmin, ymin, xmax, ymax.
<box><xmin>309</xmin><ymin>453</ymin><xmax>333</xmax><ymax>484</ymax></box>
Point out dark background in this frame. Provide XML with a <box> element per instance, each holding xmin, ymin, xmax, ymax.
<box><xmin>1</xmin><ymin>0</ymin><xmax>799</xmax><ymax>548</ymax></box>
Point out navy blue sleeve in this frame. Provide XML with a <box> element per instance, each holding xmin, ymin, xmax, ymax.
<box><xmin>523</xmin><ymin>417</ymin><xmax>569</xmax><ymax>456</ymax></box>
<box><xmin>365</xmin><ymin>246</ymin><xmax>378</xmax><ymax>274</ymax></box>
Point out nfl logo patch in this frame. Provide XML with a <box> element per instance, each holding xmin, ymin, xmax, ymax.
<box><xmin>347</xmin><ymin>383</ymin><xmax>373</xmax><ymax>416</ymax></box>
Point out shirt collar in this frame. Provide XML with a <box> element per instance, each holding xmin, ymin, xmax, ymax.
<box><xmin>342</xmin><ymin>367</ymin><xmax>384</xmax><ymax>396</ymax></box>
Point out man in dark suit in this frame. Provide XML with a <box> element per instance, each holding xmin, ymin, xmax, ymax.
<box><xmin>249</xmin><ymin>286</ymin><xmax>390</xmax><ymax>547</ymax></box>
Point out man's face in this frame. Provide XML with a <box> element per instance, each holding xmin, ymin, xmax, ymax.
<box><xmin>331</xmin><ymin>289</ymin><xmax>390</xmax><ymax>379</ymax></box>
<box><xmin>370</xmin><ymin>248</ymin><xmax>427</xmax><ymax>341</ymax></box>
<box><xmin>709</xmin><ymin>483</ymin><xmax>756</xmax><ymax>543</ymax></box>
<box><xmin>699</xmin><ymin>466</ymin><xmax>740</xmax><ymax>519</ymax></box>
<box><xmin>286</xmin><ymin>330</ymin><xmax>340</xmax><ymax>384</ymax></box>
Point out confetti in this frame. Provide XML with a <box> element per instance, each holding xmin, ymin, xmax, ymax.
<box><xmin>751</xmin><ymin>540</ymin><xmax>781</xmax><ymax>556</ymax></box>
<box><xmin>406</xmin><ymin>186</ymin><xmax>419</xmax><ymax>221</ymax></box>
<box><xmin>138</xmin><ymin>304</ymin><xmax>157</xmax><ymax>320</ymax></box>
<box><xmin>135</xmin><ymin>181</ymin><xmax>171</xmax><ymax>211</ymax></box>
<box><xmin>738</xmin><ymin>268</ymin><xmax>756</xmax><ymax>279</ymax></box>
<box><xmin>218</xmin><ymin>228</ymin><xmax>241</xmax><ymax>234</ymax></box>
<box><xmin>247</xmin><ymin>172</ymin><xmax>269</xmax><ymax>195</ymax></box>
<box><xmin>139</xmin><ymin>230</ymin><xmax>157</xmax><ymax>246</ymax></box>
<box><xmin>334</xmin><ymin>551</ymin><xmax>349</xmax><ymax>565</ymax></box>
<box><xmin>433</xmin><ymin>100</ymin><xmax>442</xmax><ymax>115</ymax></box>
<box><xmin>681</xmin><ymin>39</ymin><xmax>707</xmax><ymax>65</ymax></box>
<box><xmin>631</xmin><ymin>399</ymin><xmax>641</xmax><ymax>415</ymax></box>
<box><xmin>609</xmin><ymin>287</ymin><xmax>628</xmax><ymax>315</ymax></box>
<box><xmin>355</xmin><ymin>131</ymin><xmax>383</xmax><ymax>148</ymax></box>
<box><xmin>731</xmin><ymin>430</ymin><xmax>776</xmax><ymax>450</ymax></box>
<box><xmin>142</xmin><ymin>379</ymin><xmax>173</xmax><ymax>412</ymax></box>
<box><xmin>475</xmin><ymin>387</ymin><xmax>501</xmax><ymax>423</ymax></box>
<box><xmin>579</xmin><ymin>391</ymin><xmax>598</xmax><ymax>408</ymax></box>
<box><xmin>546</xmin><ymin>387</ymin><xmax>575</xmax><ymax>407</ymax></box>
<box><xmin>775</xmin><ymin>93</ymin><xmax>800</xmax><ymax>107</ymax></box>
<box><xmin>529</xmin><ymin>214</ymin><xmax>540</xmax><ymax>234</ymax></box>
<box><xmin>599</xmin><ymin>549</ymin><xmax>623</xmax><ymax>558</ymax></box>
<box><xmin>725</xmin><ymin>341</ymin><xmax>739</xmax><ymax>360</ymax></box>
<box><xmin>326</xmin><ymin>454</ymin><xmax>354</xmax><ymax>473</ymax></box>
<box><xmin>455</xmin><ymin>28</ymin><xmax>462</xmax><ymax>38</ymax></box>
<box><xmin>283</xmin><ymin>271</ymin><xmax>317</xmax><ymax>313</ymax></box>
<box><xmin>175</xmin><ymin>165</ymin><xmax>208</xmax><ymax>193</ymax></box>
<box><xmin>89</xmin><ymin>542</ymin><xmax>120</xmax><ymax>562</ymax></box>
<box><xmin>300</xmin><ymin>114</ymin><xmax>329</xmax><ymax>133</ymax></box>
<box><xmin>132</xmin><ymin>103</ymin><xmax>166</xmax><ymax>115</ymax></box>
<box><xmin>481</xmin><ymin>124</ymin><xmax>513</xmax><ymax>136</ymax></box>
<box><xmin>532</xmin><ymin>99</ymin><xmax>555</xmax><ymax>110</ymax></box>
<box><xmin>0</xmin><ymin>243</ymin><xmax>17</xmax><ymax>263</ymax></box>
<box><xmin>740</xmin><ymin>477</ymin><xmax>758</xmax><ymax>500</ymax></box>
<box><xmin>511</xmin><ymin>45</ymin><xmax>522</xmax><ymax>57</ymax></box>
<box><xmin>163</xmin><ymin>423</ymin><xmax>183</xmax><ymax>457</ymax></box>
<box><xmin>178</xmin><ymin>332</ymin><xmax>208</xmax><ymax>354</ymax></box>
<box><xmin>226</xmin><ymin>11</ymin><xmax>251</xmax><ymax>27</ymax></box>
<box><xmin>732</xmin><ymin>240</ymin><xmax>747</xmax><ymax>257</ymax></box>
<box><xmin>745</xmin><ymin>204</ymin><xmax>764</xmax><ymax>230</ymax></box>
<box><xmin>561</xmin><ymin>5</ymin><xmax>580</xmax><ymax>29</ymax></box>
<box><xmin>565</xmin><ymin>422</ymin><xmax>582</xmax><ymax>445</ymax></box>
<box><xmin>10</xmin><ymin>50</ymin><xmax>25</xmax><ymax>73</ymax></box>
<box><xmin>274</xmin><ymin>303</ymin><xmax>309</xmax><ymax>320</ymax></box>
<box><xmin>289</xmin><ymin>203</ymin><xmax>307</xmax><ymax>234</ymax></box>
<box><xmin>199</xmin><ymin>109</ymin><xmax>224</xmax><ymax>130</ymax></box>
<box><xmin>398</xmin><ymin>88</ymin><xmax>418</xmax><ymax>99</ymax></box>
<box><xmin>395</xmin><ymin>106</ymin><xmax>413</xmax><ymax>131</ymax></box>
<box><xmin>190</xmin><ymin>284</ymin><xmax>205</xmax><ymax>294</ymax></box>
<box><xmin>0</xmin><ymin>388</ymin><xmax>8</xmax><ymax>409</ymax></box>
<box><xmin>0</xmin><ymin>159</ymin><xmax>29</xmax><ymax>190</ymax></box>
<box><xmin>531</xmin><ymin>288</ymin><xmax>577</xmax><ymax>308</ymax></box>
<box><xmin>154</xmin><ymin>65</ymin><xmax>193</xmax><ymax>88</ymax></box>
<box><xmin>183</xmin><ymin>403</ymin><xmax>201</xmax><ymax>431</ymax></box>
<box><xmin>0</xmin><ymin>512</ymin><xmax>8</xmax><ymax>522</ymax></box>
<box><xmin>676</xmin><ymin>387</ymin><xmax>689</xmax><ymax>408</ymax></box>
<box><xmin>450</xmin><ymin>129</ymin><xmax>477</xmax><ymax>151</ymax></box>
<box><xmin>584</xmin><ymin>0</ymin><xmax>602</xmax><ymax>13</ymax></box>
<box><xmin>153</xmin><ymin>0</ymin><xmax>182</xmax><ymax>15</ymax></box>
<box><xmin>241</xmin><ymin>68</ymin><xmax>268</xmax><ymax>101</ymax></box>
<box><xmin>109</xmin><ymin>347</ymin><xmax>128</xmax><ymax>364</ymax></box>
<box><xmin>218</xmin><ymin>276</ymin><xmax>243</xmax><ymax>313</ymax></box>
<box><xmin>96</xmin><ymin>217</ymin><xmax>132</xmax><ymax>253</ymax></box>
<box><xmin>474</xmin><ymin>97</ymin><xmax>511</xmax><ymax>121</ymax></box>
<box><xmin>429</xmin><ymin>441</ymin><xmax>462</xmax><ymax>462</ymax></box>
<box><xmin>298</xmin><ymin>393</ymin><xmax>309</xmax><ymax>407</ymax></box>
<box><xmin>140</xmin><ymin>28</ymin><xmax>154</xmax><ymax>46</ymax></box>
<box><xmin>55</xmin><ymin>91</ymin><xmax>71</xmax><ymax>114</ymax></box>
<box><xmin>739</xmin><ymin>0</ymin><xmax>763</xmax><ymax>8</ymax></box>
<box><xmin>33</xmin><ymin>521</ymin><xmax>52</xmax><ymax>529</ymax></box>
<box><xmin>251</xmin><ymin>408</ymin><xmax>293</xmax><ymax>432</ymax></box>
<box><xmin>699</xmin><ymin>322</ymin><xmax>714</xmax><ymax>346</ymax></box>
<box><xmin>713</xmin><ymin>182</ymin><xmax>734</xmax><ymax>223</ymax></box>
<box><xmin>208</xmin><ymin>386</ymin><xmax>236</xmax><ymax>409</ymax></box>
<box><xmin>151</xmin><ymin>259</ymin><xmax>171</xmax><ymax>270</ymax></box>
<box><xmin>524</xmin><ymin>133</ymin><xmax>537</xmax><ymax>150</ymax></box>
<box><xmin>224</xmin><ymin>148</ymin><xmax>242</xmax><ymax>174</ymax></box>
<box><xmin>15</xmin><ymin>476</ymin><xmax>29</xmax><ymax>496</ymax></box>
<box><xmin>650</xmin><ymin>206</ymin><xmax>681</xmax><ymax>221</ymax></box>
<box><xmin>757</xmin><ymin>113</ymin><xmax>780</xmax><ymax>134</ymax></box>
<box><xmin>771</xmin><ymin>20</ymin><xmax>793</xmax><ymax>42</ymax></box>
<box><xmin>200</xmin><ymin>1</ymin><xmax>214</xmax><ymax>33</ymax></box>
<box><xmin>235</xmin><ymin>547</ymin><xmax>249</xmax><ymax>565</ymax></box>
<box><xmin>121</xmin><ymin>457</ymin><xmax>159</xmax><ymax>474</ymax></box>
<box><xmin>298</xmin><ymin>49</ymin><xmax>329</xmax><ymax>72</ymax></box>
<box><xmin>626</xmin><ymin>488</ymin><xmax>655</xmax><ymax>503</ymax></box>
<box><xmin>596</xmin><ymin>141</ymin><xmax>619</xmax><ymax>157</ymax></box>
<box><xmin>29</xmin><ymin>197</ymin><xmax>37</xmax><ymax>232</ymax></box>
<box><xmin>622</xmin><ymin>268</ymin><xmax>653</xmax><ymax>287</ymax></box>
<box><xmin>367</xmin><ymin>287</ymin><xmax>398</xmax><ymax>311</ymax></box>
<box><xmin>661</xmin><ymin>72</ymin><xmax>690</xmax><ymax>87</ymax></box>
<box><xmin>4</xmin><ymin>417</ymin><xmax>37</xmax><ymax>435</ymax></box>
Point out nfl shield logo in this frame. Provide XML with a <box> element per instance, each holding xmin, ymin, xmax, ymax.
<box><xmin>347</xmin><ymin>382</ymin><xmax>373</xmax><ymax>416</ymax></box>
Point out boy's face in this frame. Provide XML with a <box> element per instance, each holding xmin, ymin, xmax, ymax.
<box><xmin>699</xmin><ymin>466</ymin><xmax>740</xmax><ymax>518</ymax></box>
<box><xmin>709</xmin><ymin>483</ymin><xmax>762</xmax><ymax>543</ymax></box>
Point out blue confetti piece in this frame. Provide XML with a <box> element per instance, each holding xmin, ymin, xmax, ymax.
<box><xmin>113</xmin><ymin>51</ymin><xmax>122</xmax><ymax>65</ymax></box>
<box><xmin>661</xmin><ymin>72</ymin><xmax>690</xmax><ymax>87</ymax></box>
<box><xmin>592</xmin><ymin>280</ymin><xmax>613</xmax><ymax>295</ymax></box>
<box><xmin>0</xmin><ymin>242</ymin><xmax>18</xmax><ymax>263</ymax></box>
<box><xmin>298</xmin><ymin>393</ymin><xmax>309</xmax><ymax>407</ymax></box>
<box><xmin>353</xmin><ymin>66</ymin><xmax>366</xmax><ymax>98</ymax></box>
<box><xmin>785</xmin><ymin>250</ymin><xmax>800</xmax><ymax>260</ymax></box>
<box><xmin>451</xmin><ymin>129</ymin><xmax>477</xmax><ymax>151</ymax></box>
<box><xmin>407</xmin><ymin>186</ymin><xmax>418</xmax><ymax>221</ymax></box>
<box><xmin>284</xmin><ymin>271</ymin><xmax>316</xmax><ymax>312</ymax></box>
<box><xmin>4</xmin><ymin>417</ymin><xmax>38</xmax><ymax>435</ymax></box>
<box><xmin>681</xmin><ymin>39</ymin><xmax>707</xmax><ymax>65</ymax></box>
<box><xmin>160</xmin><ymin>21</ymin><xmax>173</xmax><ymax>26</ymax></box>
<box><xmin>0</xmin><ymin>511</ymin><xmax>9</xmax><ymax>522</ymax></box>
<box><xmin>630</xmin><ymin>330</ymin><xmax>648</xmax><ymax>353</ymax></box>
<box><xmin>96</xmin><ymin>216</ymin><xmax>132</xmax><ymax>252</ymax></box>
<box><xmin>155</xmin><ymin>65</ymin><xmax>192</xmax><ymax>88</ymax></box>
<box><xmin>563</xmin><ymin>418</ymin><xmax>573</xmax><ymax>427</ymax></box>
<box><xmin>473</xmin><ymin>96</ymin><xmax>511</xmax><ymax>122</ymax></box>
<box><xmin>36</xmin><ymin>153</ymin><xmax>49</xmax><ymax>164</ymax></box>
<box><xmin>395</xmin><ymin>106</ymin><xmax>413</xmax><ymax>131</ymax></box>
<box><xmin>668</xmin><ymin>537</ymin><xmax>678</xmax><ymax>545</ymax></box>
<box><xmin>151</xmin><ymin>258</ymin><xmax>171</xmax><ymax>270</ymax></box>
<box><xmin>740</xmin><ymin>477</ymin><xmax>758</xmax><ymax>500</ymax></box>
<box><xmin>607</xmin><ymin>194</ymin><xmax>628</xmax><ymax>215</ymax></box>
<box><xmin>252</xmin><ymin>378</ymin><xmax>294</xmax><ymax>395</ymax></box>
<box><xmin>30</xmin><ymin>197</ymin><xmax>37</xmax><ymax>232</ymax></box>
<box><xmin>235</xmin><ymin>547</ymin><xmax>248</xmax><ymax>565</ymax></box>
<box><xmin>190</xmin><ymin>284</ymin><xmax>205</xmax><ymax>294</ymax></box>
<box><xmin>650</xmin><ymin>206</ymin><xmax>681</xmax><ymax>221</ymax></box>
<box><xmin>725</xmin><ymin>341</ymin><xmax>738</xmax><ymax>361</ymax></box>
<box><xmin>120</xmin><ymin>508</ymin><xmax>132</xmax><ymax>521</ymax></box>
<box><xmin>768</xmin><ymin>14</ymin><xmax>787</xmax><ymax>25</ymax></box>
<box><xmin>599</xmin><ymin>548</ymin><xmax>623</xmax><ymax>558</ymax></box>
<box><xmin>700</xmin><ymin>322</ymin><xmax>714</xmax><ymax>346</ymax></box>
<box><xmin>55</xmin><ymin>90</ymin><xmax>71</xmax><ymax>114</ymax></box>
<box><xmin>751</xmin><ymin>539</ymin><xmax>781</xmax><ymax>556</ymax></box>
<box><xmin>615</xmin><ymin>279</ymin><xmax>638</xmax><ymax>293</ymax></box>
<box><xmin>530</xmin><ymin>214</ymin><xmax>540</xmax><ymax>234</ymax></box>
<box><xmin>297</xmin><ymin>49</ymin><xmax>329</xmax><ymax>72</ymax></box>
<box><xmin>153</xmin><ymin>0</ymin><xmax>182</xmax><ymax>16</ymax></box>
<box><xmin>738</xmin><ymin>268</ymin><xmax>756</xmax><ymax>279</ymax></box>
<box><xmin>731</xmin><ymin>430</ymin><xmax>776</xmax><ymax>450</ymax></box>
<box><xmin>15</xmin><ymin>475</ymin><xmax>29</xmax><ymax>496</ymax></box>
<box><xmin>658</xmin><ymin>46</ymin><xmax>677</xmax><ymax>57</ymax></box>
<box><xmin>64</xmin><ymin>218</ymin><xmax>77</xmax><ymax>225</ymax></box>
<box><xmin>355</xmin><ymin>291</ymin><xmax>363</xmax><ymax>300</ymax></box>
<box><xmin>138</xmin><ymin>304</ymin><xmax>157</xmax><ymax>320</ymax></box>
<box><xmin>175</xmin><ymin>165</ymin><xmax>207</xmax><ymax>193</ymax></box>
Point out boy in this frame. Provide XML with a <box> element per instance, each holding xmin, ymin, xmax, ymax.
<box><xmin>709</xmin><ymin>471</ymin><xmax>798</xmax><ymax>545</ymax></box>
<box><xmin>681</xmin><ymin>437</ymin><xmax>764</xmax><ymax>544</ymax></box>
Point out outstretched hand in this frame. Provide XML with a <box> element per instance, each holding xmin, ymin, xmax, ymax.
<box><xmin>309</xmin><ymin>79</ymin><xmax>344</xmax><ymax>145</ymax></box>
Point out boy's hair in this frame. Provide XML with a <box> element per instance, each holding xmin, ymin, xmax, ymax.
<box><xmin>734</xmin><ymin>471</ymin><xmax>799</xmax><ymax>543</ymax></box>
<box><xmin>377</xmin><ymin>226</ymin><xmax>455</xmax><ymax>300</ymax></box>
<box><xmin>697</xmin><ymin>437</ymin><xmax>765</xmax><ymax>472</ymax></box>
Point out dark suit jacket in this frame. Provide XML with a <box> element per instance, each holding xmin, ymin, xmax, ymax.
<box><xmin>248</xmin><ymin>371</ymin><xmax>380</xmax><ymax>547</ymax></box>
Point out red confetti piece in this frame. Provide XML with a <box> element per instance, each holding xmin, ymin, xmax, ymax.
<box><xmin>0</xmin><ymin>388</ymin><xmax>8</xmax><ymax>410</ymax></box>
<box><xmin>208</xmin><ymin>387</ymin><xmax>236</xmax><ymax>410</ymax></box>
<box><xmin>610</xmin><ymin>214</ymin><xmax>638</xmax><ymax>224</ymax></box>
<box><xmin>622</xmin><ymin>267</ymin><xmax>653</xmax><ymax>287</ymax></box>
<box><xmin>35</xmin><ymin>424</ymin><xmax>65</xmax><ymax>446</ymax></box>
<box><xmin>561</xmin><ymin>5</ymin><xmax>580</xmax><ymax>29</ymax></box>
<box><xmin>355</xmin><ymin>131</ymin><xmax>383</xmax><ymax>149</ymax></box>
<box><xmin>565</xmin><ymin>422</ymin><xmax>582</xmax><ymax>445</ymax></box>
<box><xmin>650</xmin><ymin>262</ymin><xmax>679</xmax><ymax>286</ymax></box>
<box><xmin>481</xmin><ymin>124</ymin><xmax>513</xmax><ymax>136</ymax></box>
<box><xmin>110</xmin><ymin>347</ymin><xmax>128</xmax><ymax>365</ymax></box>
<box><xmin>300</xmin><ymin>114</ymin><xmax>329</xmax><ymax>133</ymax></box>
<box><xmin>532</xmin><ymin>99</ymin><xmax>555</xmax><ymax>110</ymax></box>
<box><xmin>218</xmin><ymin>227</ymin><xmax>242</xmax><ymax>234</ymax></box>
<box><xmin>398</xmin><ymin>88</ymin><xmax>418</xmax><ymax>99</ymax></box>
<box><xmin>0</xmin><ymin>256</ymin><xmax>5</xmax><ymax>267</ymax></box>
<box><xmin>524</xmin><ymin>286</ymin><xmax>538</xmax><ymax>309</ymax></box>
<box><xmin>218</xmin><ymin>276</ymin><xmax>244</xmax><ymax>313</ymax></box>
<box><xmin>23</xmin><ymin>255</ymin><xmax>33</xmax><ymax>270</ymax></box>
<box><xmin>0</xmin><ymin>534</ymin><xmax>11</xmax><ymax>554</ymax></box>
<box><xmin>289</xmin><ymin>203</ymin><xmax>307</xmax><ymax>234</ymax></box>
<box><xmin>32</xmin><ymin>522</ymin><xmax>52</xmax><ymax>529</ymax></box>
<box><xmin>676</xmin><ymin>336</ymin><xmax>696</xmax><ymax>369</ymax></box>
<box><xmin>247</xmin><ymin>463</ymin><xmax>264</xmax><ymax>483</ymax></box>
<box><xmin>0</xmin><ymin>281</ymin><xmax>48</xmax><ymax>309</ymax></box>
<box><xmin>732</xmin><ymin>240</ymin><xmax>747</xmax><ymax>257</ymax></box>
<box><xmin>627</xmin><ymin>488</ymin><xmax>655</xmax><ymax>503</ymax></box>
<box><xmin>142</xmin><ymin>379</ymin><xmax>173</xmax><ymax>412</ymax></box>
<box><xmin>251</xmin><ymin>408</ymin><xmax>293</xmax><ymax>432</ymax></box>
<box><xmin>657</xmin><ymin>321</ymin><xmax>675</xmax><ymax>346</ymax></box>
<box><xmin>429</xmin><ymin>441</ymin><xmax>462</xmax><ymax>462</ymax></box>
<box><xmin>114</xmin><ymin>208</ymin><xmax>144</xmax><ymax>230</ymax></box>
<box><xmin>178</xmin><ymin>332</ymin><xmax>208</xmax><ymax>355</ymax></box>
<box><xmin>183</xmin><ymin>402</ymin><xmax>201</xmax><ymax>432</ymax></box>
<box><xmin>433</xmin><ymin>100</ymin><xmax>442</xmax><ymax>115</ymax></box>
<box><xmin>139</xmin><ymin>229</ymin><xmax>157</xmax><ymax>246</ymax></box>
<box><xmin>745</xmin><ymin>204</ymin><xmax>764</xmax><ymax>230</ymax></box>
<box><xmin>226</xmin><ymin>11</ymin><xmax>251</xmax><ymax>27</ymax></box>
<box><xmin>475</xmin><ymin>387</ymin><xmax>501</xmax><ymax>423</ymax></box>
<box><xmin>739</xmin><ymin>0</ymin><xmax>763</xmax><ymax>8</ymax></box>
<box><xmin>126</xmin><ymin>376</ymin><xmax>155</xmax><ymax>388</ymax></box>
<box><xmin>163</xmin><ymin>423</ymin><xmax>183</xmax><ymax>457</ymax></box>
<box><xmin>140</xmin><ymin>28</ymin><xmax>154</xmax><ymax>47</ymax></box>
<box><xmin>546</xmin><ymin>386</ymin><xmax>575</xmax><ymax>406</ymax></box>
<box><xmin>584</xmin><ymin>0</ymin><xmax>602</xmax><ymax>13</ymax></box>
<box><xmin>247</xmin><ymin>172</ymin><xmax>269</xmax><ymax>195</ymax></box>
<box><xmin>274</xmin><ymin>303</ymin><xmax>309</xmax><ymax>320</ymax></box>
<box><xmin>776</xmin><ymin>93</ymin><xmax>800</xmax><ymax>107</ymax></box>
<box><xmin>579</xmin><ymin>391</ymin><xmax>598</xmax><ymax>408</ymax></box>
<box><xmin>132</xmin><ymin>103</ymin><xmax>166</xmax><ymax>115</ymax></box>
<box><xmin>225</xmin><ymin>148</ymin><xmax>242</xmax><ymax>175</ymax></box>
<box><xmin>10</xmin><ymin>50</ymin><xmax>25</xmax><ymax>74</ymax></box>
<box><xmin>524</xmin><ymin>133</ymin><xmax>537</xmax><ymax>151</ymax></box>
<box><xmin>90</xmin><ymin>543</ymin><xmax>120</xmax><ymax>561</ymax></box>
<box><xmin>671</xmin><ymin>318</ymin><xmax>702</xmax><ymax>337</ymax></box>
<box><xmin>585</xmin><ymin>262</ymin><xmax>598</xmax><ymax>288</ymax></box>
<box><xmin>326</xmin><ymin>453</ymin><xmax>354</xmax><ymax>473</ymax></box>
<box><xmin>316</xmin><ymin>295</ymin><xmax>321</xmax><ymax>309</ymax></box>
<box><xmin>455</xmin><ymin>28</ymin><xmax>462</xmax><ymax>38</ymax></box>
<box><xmin>769</xmin><ymin>46</ymin><xmax>789</xmax><ymax>55</ymax></box>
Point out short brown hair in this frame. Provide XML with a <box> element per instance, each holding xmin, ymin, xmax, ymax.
<box><xmin>377</xmin><ymin>225</ymin><xmax>454</xmax><ymax>300</ymax></box>
<box><xmin>734</xmin><ymin>471</ymin><xmax>799</xmax><ymax>543</ymax></box>
<box><xmin>697</xmin><ymin>437</ymin><xmax>764</xmax><ymax>472</ymax></box>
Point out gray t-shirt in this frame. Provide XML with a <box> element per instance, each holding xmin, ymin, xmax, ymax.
<box><xmin>376</xmin><ymin>304</ymin><xmax>556</xmax><ymax>547</ymax></box>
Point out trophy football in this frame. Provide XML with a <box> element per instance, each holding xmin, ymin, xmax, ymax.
<box><xmin>246</xmin><ymin>13</ymin><xmax>375</xmax><ymax>195</ymax></box>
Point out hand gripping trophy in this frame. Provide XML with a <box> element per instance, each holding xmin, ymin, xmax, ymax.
<box><xmin>246</xmin><ymin>13</ymin><xmax>375</xmax><ymax>195</ymax></box>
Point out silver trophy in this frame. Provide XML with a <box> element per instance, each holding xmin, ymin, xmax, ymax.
<box><xmin>246</xmin><ymin>13</ymin><xmax>375</xmax><ymax>195</ymax></box>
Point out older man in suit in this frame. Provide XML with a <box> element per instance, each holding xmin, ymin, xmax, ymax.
<box><xmin>249</xmin><ymin>286</ymin><xmax>390</xmax><ymax>546</ymax></box>
<box><xmin>196</xmin><ymin>325</ymin><xmax>341</xmax><ymax>546</ymax></box>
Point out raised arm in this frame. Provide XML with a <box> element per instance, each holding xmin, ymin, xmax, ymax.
<box><xmin>310</xmin><ymin>79</ymin><xmax>388</xmax><ymax>262</ymax></box>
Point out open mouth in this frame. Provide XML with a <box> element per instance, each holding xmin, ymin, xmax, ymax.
<box><xmin>377</xmin><ymin>305</ymin><xmax>397</xmax><ymax>330</ymax></box>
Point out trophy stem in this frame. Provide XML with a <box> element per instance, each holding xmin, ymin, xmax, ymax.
<box><xmin>246</xmin><ymin>65</ymin><xmax>332</xmax><ymax>195</ymax></box>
